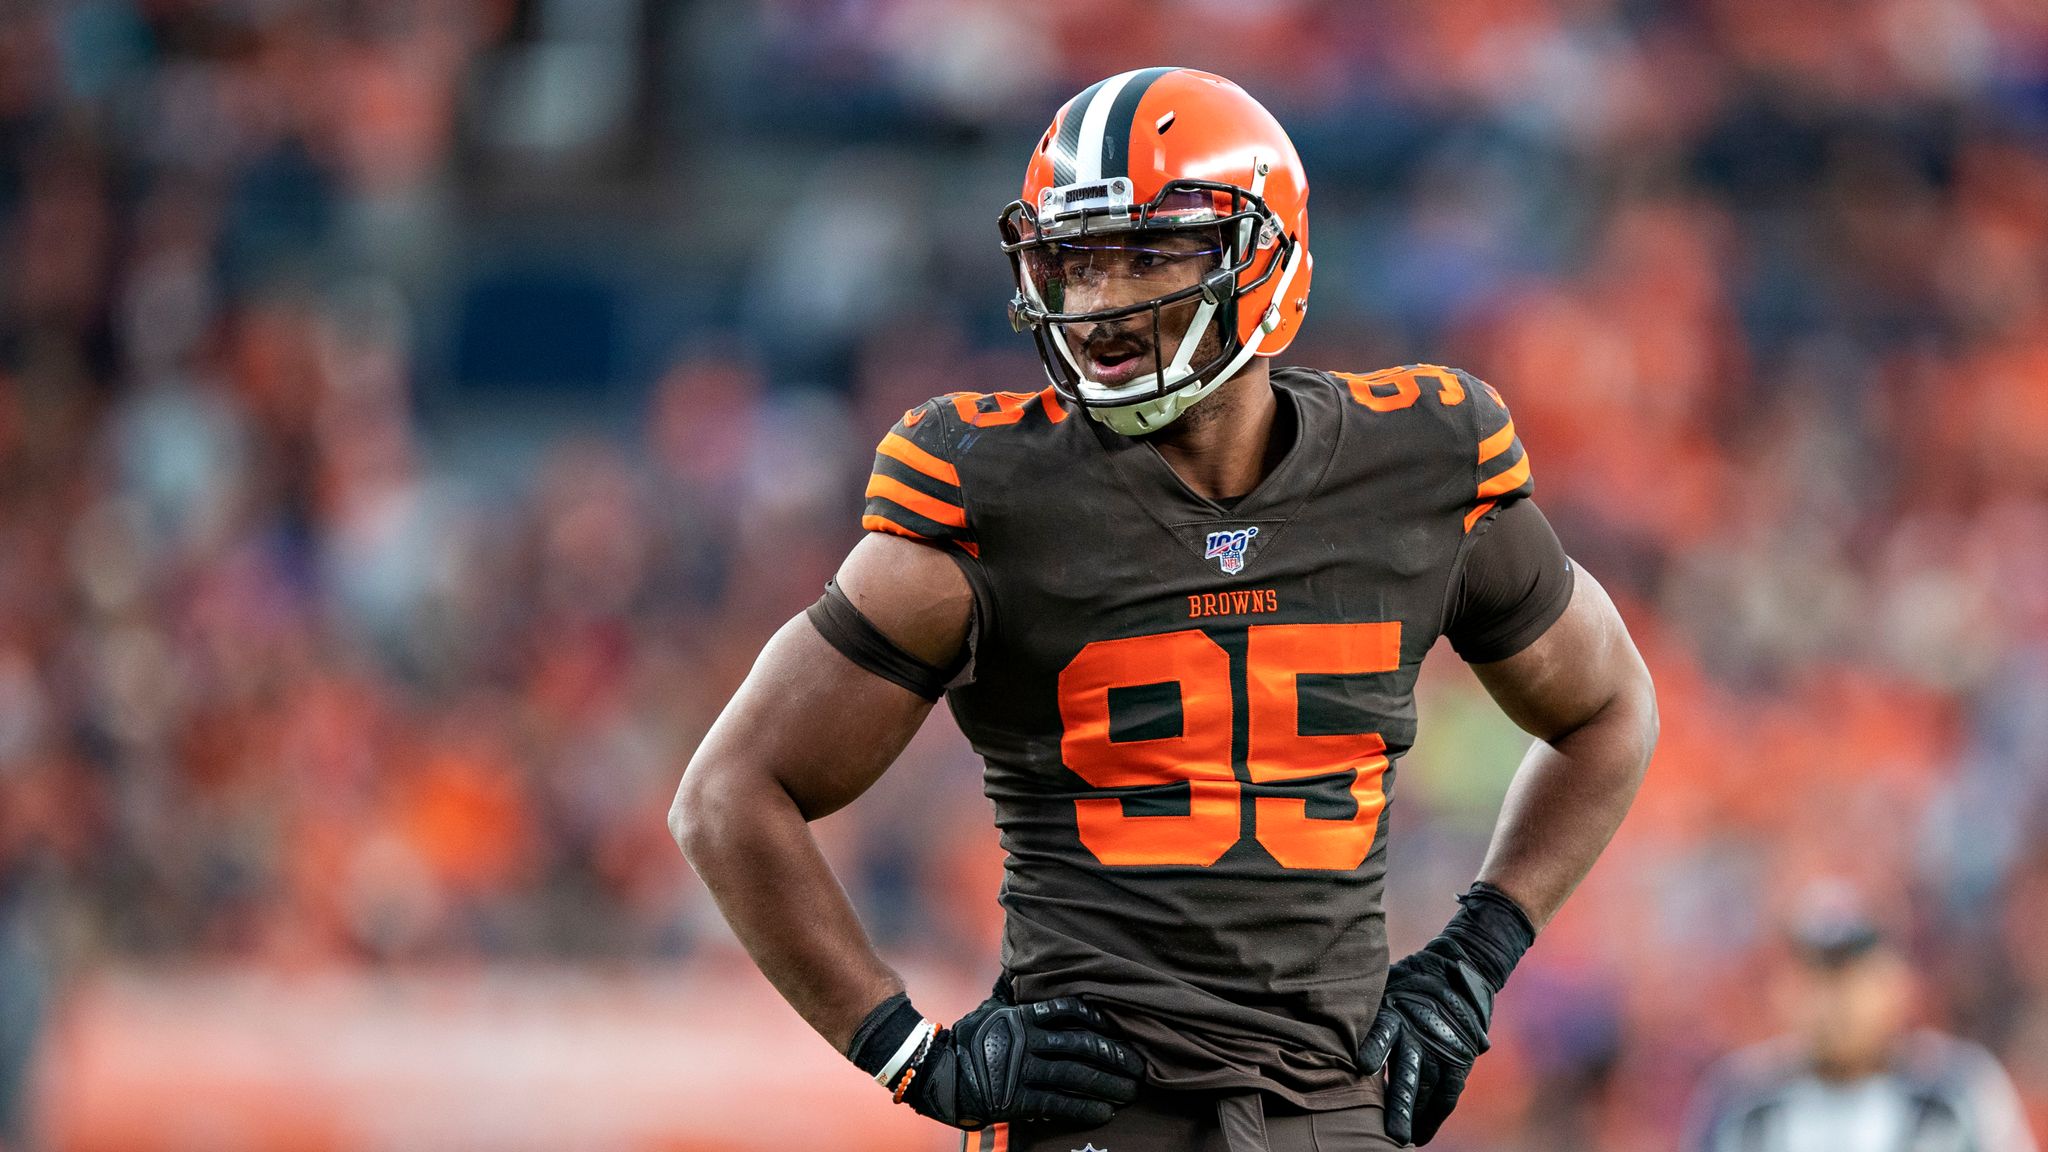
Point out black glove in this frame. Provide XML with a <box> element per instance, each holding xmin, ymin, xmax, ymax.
<box><xmin>847</xmin><ymin>988</ymin><xmax>1145</xmax><ymax>1130</ymax></box>
<box><xmin>1359</xmin><ymin>883</ymin><xmax>1535</xmax><ymax>1147</ymax></box>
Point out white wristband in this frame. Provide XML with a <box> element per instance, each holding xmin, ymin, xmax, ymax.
<box><xmin>876</xmin><ymin>1018</ymin><xmax>936</xmax><ymax>1087</ymax></box>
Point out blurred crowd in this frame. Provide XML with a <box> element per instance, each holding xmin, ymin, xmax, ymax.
<box><xmin>2</xmin><ymin>0</ymin><xmax>2047</xmax><ymax>1148</ymax></box>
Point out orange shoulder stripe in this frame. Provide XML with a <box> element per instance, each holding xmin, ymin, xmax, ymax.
<box><xmin>1463</xmin><ymin>500</ymin><xmax>1497</xmax><ymax>533</ymax></box>
<box><xmin>1476</xmin><ymin>454</ymin><xmax>1531</xmax><ymax>499</ymax></box>
<box><xmin>1477</xmin><ymin>420</ymin><xmax>1517</xmax><ymax>464</ymax></box>
<box><xmin>877</xmin><ymin>432</ymin><xmax>959</xmax><ymax>486</ymax></box>
<box><xmin>865</xmin><ymin>474</ymin><xmax>968</xmax><ymax>528</ymax></box>
<box><xmin>862</xmin><ymin>513</ymin><xmax>979</xmax><ymax>557</ymax></box>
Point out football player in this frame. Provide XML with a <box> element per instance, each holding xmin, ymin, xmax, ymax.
<box><xmin>672</xmin><ymin>68</ymin><xmax>1658</xmax><ymax>1150</ymax></box>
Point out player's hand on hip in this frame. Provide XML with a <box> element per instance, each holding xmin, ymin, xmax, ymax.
<box><xmin>1360</xmin><ymin>882</ymin><xmax>1534</xmax><ymax>1146</ymax></box>
<box><xmin>1358</xmin><ymin>941</ymin><xmax>1496</xmax><ymax>1147</ymax></box>
<box><xmin>903</xmin><ymin>995</ymin><xmax>1146</xmax><ymax>1130</ymax></box>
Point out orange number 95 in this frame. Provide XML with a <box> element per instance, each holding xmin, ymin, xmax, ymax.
<box><xmin>1055</xmin><ymin>623</ymin><xmax>1399</xmax><ymax>871</ymax></box>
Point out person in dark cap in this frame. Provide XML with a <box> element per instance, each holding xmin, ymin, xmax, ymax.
<box><xmin>1683</xmin><ymin>887</ymin><xmax>2037</xmax><ymax>1152</ymax></box>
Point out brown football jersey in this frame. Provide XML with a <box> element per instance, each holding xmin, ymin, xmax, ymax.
<box><xmin>861</xmin><ymin>365</ymin><xmax>1546</xmax><ymax>1109</ymax></box>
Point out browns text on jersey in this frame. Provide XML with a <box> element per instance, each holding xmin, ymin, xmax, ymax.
<box><xmin>1187</xmin><ymin>589</ymin><xmax>1280</xmax><ymax>618</ymax></box>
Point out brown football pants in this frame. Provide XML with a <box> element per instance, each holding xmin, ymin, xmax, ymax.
<box><xmin>962</xmin><ymin>1087</ymin><xmax>1405</xmax><ymax>1152</ymax></box>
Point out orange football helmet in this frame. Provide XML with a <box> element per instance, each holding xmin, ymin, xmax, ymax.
<box><xmin>1000</xmin><ymin>67</ymin><xmax>1312</xmax><ymax>434</ymax></box>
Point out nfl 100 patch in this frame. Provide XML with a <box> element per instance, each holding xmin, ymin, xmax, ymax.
<box><xmin>1203</xmin><ymin>526</ymin><xmax>1259</xmax><ymax>574</ymax></box>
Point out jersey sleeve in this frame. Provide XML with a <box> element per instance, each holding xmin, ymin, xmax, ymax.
<box><xmin>1462</xmin><ymin>372</ymin><xmax>1535</xmax><ymax>533</ymax></box>
<box><xmin>1438</xmin><ymin>372</ymin><xmax>1570</xmax><ymax>661</ymax></box>
<box><xmin>861</xmin><ymin>400</ymin><xmax>978</xmax><ymax>558</ymax></box>
<box><xmin>1442</xmin><ymin>497</ymin><xmax>1575</xmax><ymax>662</ymax></box>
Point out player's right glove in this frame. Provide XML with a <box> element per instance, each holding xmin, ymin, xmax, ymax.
<box><xmin>847</xmin><ymin>987</ymin><xmax>1146</xmax><ymax>1130</ymax></box>
<box><xmin>1359</xmin><ymin>882</ymin><xmax>1536</xmax><ymax>1147</ymax></box>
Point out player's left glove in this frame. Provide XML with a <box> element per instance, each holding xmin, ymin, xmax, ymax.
<box><xmin>1359</xmin><ymin>882</ymin><xmax>1536</xmax><ymax>1147</ymax></box>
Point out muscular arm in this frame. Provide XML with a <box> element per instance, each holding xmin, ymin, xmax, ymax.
<box><xmin>1469</xmin><ymin>565</ymin><xmax>1658</xmax><ymax>928</ymax></box>
<box><xmin>668</xmin><ymin>532</ymin><xmax>974</xmax><ymax>1050</ymax></box>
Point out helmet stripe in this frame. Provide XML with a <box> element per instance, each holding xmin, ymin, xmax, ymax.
<box><xmin>1050</xmin><ymin>77</ymin><xmax>1108</xmax><ymax>187</ymax></box>
<box><xmin>1071</xmin><ymin>68</ymin><xmax>1142</xmax><ymax>183</ymax></box>
<box><xmin>1096</xmin><ymin>66</ymin><xmax>1176</xmax><ymax>180</ymax></box>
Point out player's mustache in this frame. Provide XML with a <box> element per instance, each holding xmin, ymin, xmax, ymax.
<box><xmin>1079</xmin><ymin>324</ymin><xmax>1155</xmax><ymax>359</ymax></box>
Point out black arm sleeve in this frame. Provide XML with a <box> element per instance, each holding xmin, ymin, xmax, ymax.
<box><xmin>1443</xmin><ymin>499</ymin><xmax>1575</xmax><ymax>664</ymax></box>
<box><xmin>805</xmin><ymin>579</ymin><xmax>967</xmax><ymax>701</ymax></box>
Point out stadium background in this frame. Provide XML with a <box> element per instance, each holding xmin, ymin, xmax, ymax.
<box><xmin>0</xmin><ymin>0</ymin><xmax>2045</xmax><ymax>1148</ymax></box>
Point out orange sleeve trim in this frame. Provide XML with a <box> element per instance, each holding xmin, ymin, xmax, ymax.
<box><xmin>877</xmin><ymin>432</ymin><xmax>960</xmax><ymax>486</ymax></box>
<box><xmin>1477</xmin><ymin>420</ymin><xmax>1517</xmax><ymax>464</ymax></box>
<box><xmin>861</xmin><ymin>513</ymin><xmax>979</xmax><ymax>558</ymax></box>
<box><xmin>1463</xmin><ymin>500</ymin><xmax>1497</xmax><ymax>533</ymax></box>
<box><xmin>865</xmin><ymin>474</ymin><xmax>968</xmax><ymax>528</ymax></box>
<box><xmin>863</xmin><ymin>513</ymin><xmax>925</xmax><ymax>540</ymax></box>
<box><xmin>1476</xmin><ymin>454</ymin><xmax>1531</xmax><ymax>499</ymax></box>
<box><xmin>991</xmin><ymin>1123</ymin><xmax>1009</xmax><ymax>1152</ymax></box>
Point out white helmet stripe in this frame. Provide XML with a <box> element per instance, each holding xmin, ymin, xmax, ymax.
<box><xmin>1049</xmin><ymin>76</ymin><xmax>1108</xmax><ymax>187</ymax></box>
<box><xmin>1073</xmin><ymin>69</ymin><xmax>1147</xmax><ymax>183</ymax></box>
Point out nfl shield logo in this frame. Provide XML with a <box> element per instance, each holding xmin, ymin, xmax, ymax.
<box><xmin>1203</xmin><ymin>526</ymin><xmax>1259</xmax><ymax>575</ymax></box>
